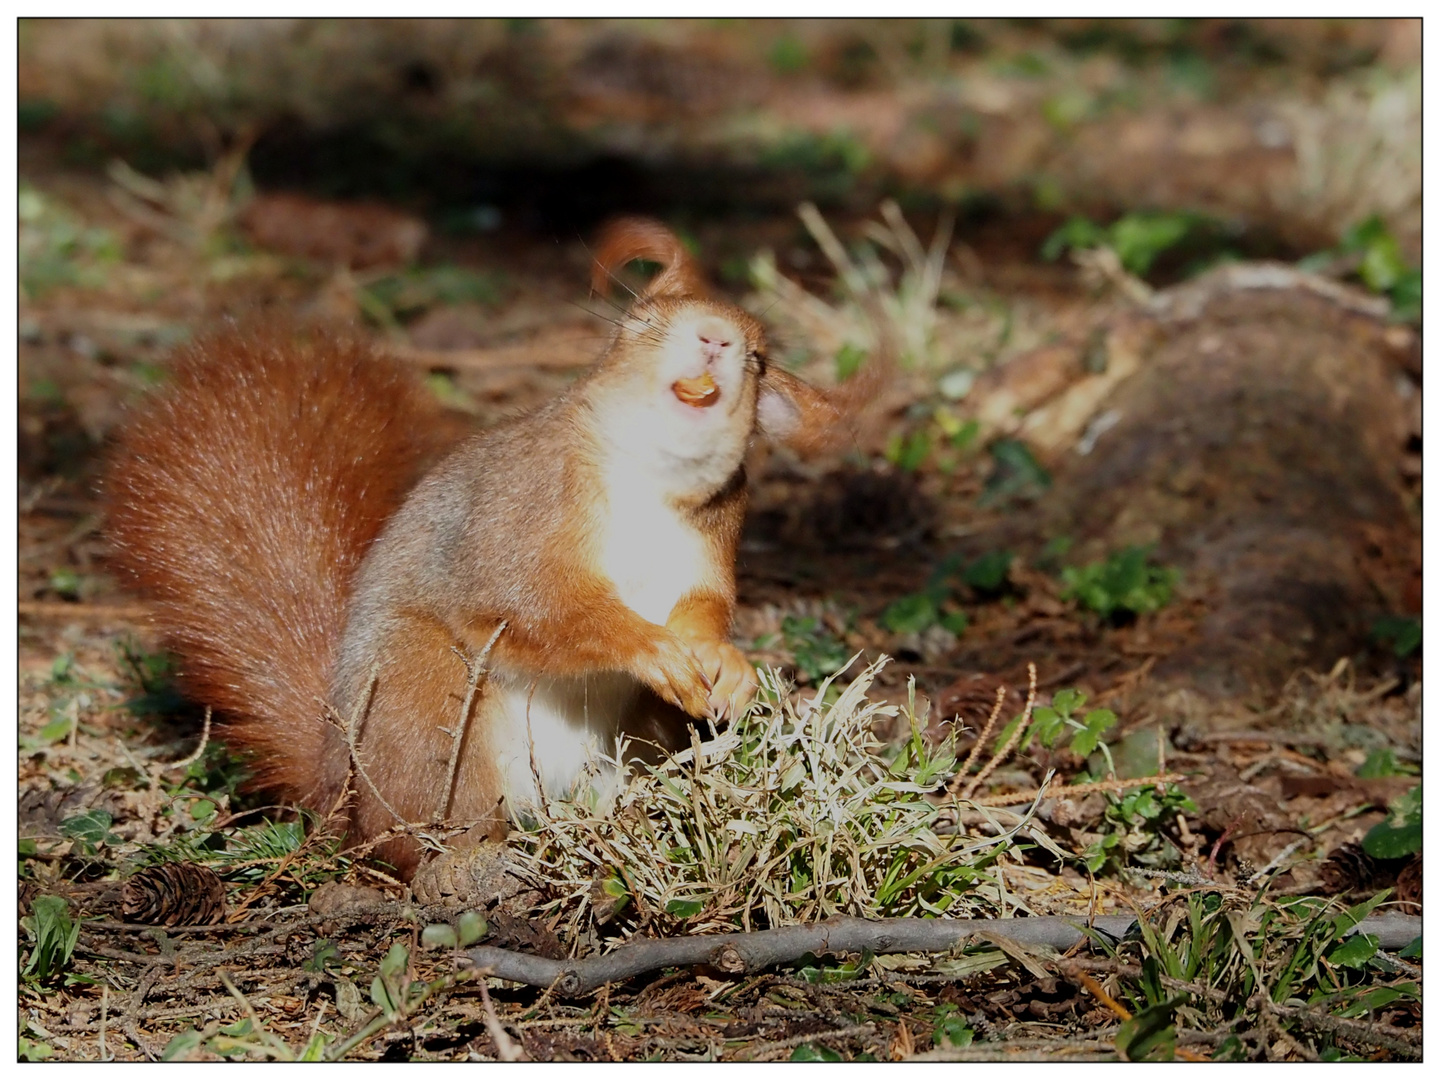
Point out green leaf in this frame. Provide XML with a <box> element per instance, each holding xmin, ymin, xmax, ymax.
<box><xmin>1362</xmin><ymin>785</ymin><xmax>1422</xmax><ymax>859</ymax></box>
<box><xmin>1062</xmin><ymin>546</ymin><xmax>1176</xmax><ymax>619</ymax></box>
<box><xmin>834</xmin><ymin>342</ymin><xmax>867</xmax><ymax>382</ymax></box>
<box><xmin>379</xmin><ymin>940</ymin><xmax>409</xmax><ymax>981</ymax></box>
<box><xmin>370</xmin><ymin>975</ymin><xmax>400</xmax><ymax>1017</ymax></box>
<box><xmin>24</xmin><ymin>895</ymin><xmax>80</xmax><ymax>981</ymax></box>
<box><xmin>886</xmin><ymin>430</ymin><xmax>932</xmax><ymax>472</ymax></box>
<box><xmin>1041</xmin><ymin>216</ymin><xmax>1106</xmax><ymax>262</ymax></box>
<box><xmin>421</xmin><ymin>924</ymin><xmax>459</xmax><ymax>950</ymax></box>
<box><xmin>768</xmin><ymin>36</ymin><xmax>809</xmax><ymax>74</ymax></box>
<box><xmin>1109</xmin><ymin>212</ymin><xmax>1194</xmax><ymax>276</ymax></box>
<box><xmin>963</xmin><ymin>550</ymin><xmax>1013</xmax><ymax>592</ymax></box>
<box><xmin>1070</xmin><ymin>708</ymin><xmax>1117</xmax><ymax>758</ymax></box>
<box><xmin>1041</xmin><ymin>212</ymin><xmax>1206</xmax><ymax>277</ymax></box>
<box><xmin>304</xmin><ymin>939</ymin><xmax>340</xmax><ymax>973</ymax></box>
<box><xmin>1115</xmin><ymin>998</ymin><xmax>1178</xmax><ymax>1061</ymax></box>
<box><xmin>1355</xmin><ymin>748</ymin><xmax>1413</xmax><ymax>778</ymax></box>
<box><xmin>1336</xmin><ymin>986</ymin><xmax>1407</xmax><ymax>1018</ymax></box>
<box><xmin>60</xmin><ymin>809</ymin><xmax>116</xmax><ymax>848</ymax></box>
<box><xmin>1398</xmin><ymin>936</ymin><xmax>1421</xmax><ymax>959</ymax></box>
<box><xmin>1340</xmin><ymin>215</ymin><xmax>1391</xmax><ymax>254</ymax></box>
<box><xmin>882</xmin><ymin>593</ymin><xmax>938</xmax><ymax>634</ymax></box>
<box><xmin>160</xmin><ymin>1029</ymin><xmax>204</xmax><ymax>1061</ymax></box>
<box><xmin>781</xmin><ymin>615</ymin><xmax>850</xmax><ymax>684</ymax></box>
<box><xmin>49</xmin><ymin>566</ymin><xmax>82</xmax><ymax>598</ymax></box>
<box><xmin>933</xmin><ymin>1011</ymin><xmax>974</xmax><ymax>1049</ymax></box>
<box><xmin>37</xmin><ymin>715</ymin><xmax>74</xmax><ymax>744</ymax></box>
<box><xmin>362</xmin><ymin>265</ymin><xmax>503</xmax><ymax>322</ymax></box>
<box><xmin>939</xmin><ymin>610</ymin><xmax>970</xmax><ymax>636</ymax></box>
<box><xmin>19</xmin><ymin>1036</ymin><xmax>55</xmax><ymax>1061</ymax></box>
<box><xmin>790</xmin><ymin>1043</ymin><xmax>843</xmax><ymax>1062</ymax></box>
<box><xmin>456</xmin><ymin>910</ymin><xmax>488</xmax><ymax>947</ymax></box>
<box><xmin>1358</xmin><ymin>234</ymin><xmax>1406</xmax><ymax>293</ymax></box>
<box><xmin>1328</xmin><ymin>933</ymin><xmax>1378</xmax><ymax>969</ymax></box>
<box><xmin>1050</xmin><ymin>688</ymin><xmax>1084</xmax><ymax>716</ymax></box>
<box><xmin>665</xmin><ymin>898</ymin><xmax>704</xmax><ymax>919</ymax></box>
<box><xmin>299</xmin><ymin>1031</ymin><xmax>329</xmax><ymax>1062</ymax></box>
<box><xmin>1362</xmin><ymin>819</ymin><xmax>1422</xmax><ymax>860</ymax></box>
<box><xmin>948</xmin><ymin>418</ymin><xmax>980</xmax><ymax>449</ymax></box>
<box><xmin>1389</xmin><ymin>268</ymin><xmax>1421</xmax><ymax>323</ymax></box>
<box><xmin>1029</xmin><ymin>706</ymin><xmax>1066</xmax><ymax>748</ymax></box>
<box><xmin>980</xmin><ymin>439</ymin><xmax>1050</xmax><ymax>506</ymax></box>
<box><xmin>1371</xmin><ymin>616</ymin><xmax>1421</xmax><ymax>658</ymax></box>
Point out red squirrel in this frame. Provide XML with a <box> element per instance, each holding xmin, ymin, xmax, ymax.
<box><xmin>106</xmin><ymin>218</ymin><xmax>839</xmax><ymax>878</ymax></box>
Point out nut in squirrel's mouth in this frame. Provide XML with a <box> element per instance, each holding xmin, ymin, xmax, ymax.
<box><xmin>672</xmin><ymin>373</ymin><xmax>720</xmax><ymax>408</ymax></box>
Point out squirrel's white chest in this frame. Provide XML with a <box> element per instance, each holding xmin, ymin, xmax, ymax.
<box><xmin>595</xmin><ymin>470</ymin><xmax>708</xmax><ymax>626</ymax></box>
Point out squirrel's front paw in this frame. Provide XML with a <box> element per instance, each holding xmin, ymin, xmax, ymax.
<box><xmin>637</xmin><ymin>634</ymin><xmax>712</xmax><ymax>718</ymax></box>
<box><xmin>690</xmin><ymin>640</ymin><xmax>759</xmax><ymax>720</ymax></box>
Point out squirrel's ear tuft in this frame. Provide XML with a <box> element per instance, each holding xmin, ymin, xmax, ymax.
<box><xmin>591</xmin><ymin>217</ymin><xmax>706</xmax><ymax>301</ymax></box>
<box><xmin>756</xmin><ymin>366</ymin><xmax>842</xmax><ymax>452</ymax></box>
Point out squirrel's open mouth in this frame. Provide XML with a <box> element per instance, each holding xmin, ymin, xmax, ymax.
<box><xmin>672</xmin><ymin>373</ymin><xmax>720</xmax><ymax>408</ymax></box>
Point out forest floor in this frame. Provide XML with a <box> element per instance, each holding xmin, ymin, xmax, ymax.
<box><xmin>16</xmin><ymin>19</ymin><xmax>1421</xmax><ymax>1063</ymax></box>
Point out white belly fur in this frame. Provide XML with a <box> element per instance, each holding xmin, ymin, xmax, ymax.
<box><xmin>596</xmin><ymin>463</ymin><xmax>709</xmax><ymax>626</ymax></box>
<box><xmin>490</xmin><ymin>460</ymin><xmax>708</xmax><ymax>813</ymax></box>
<box><xmin>491</xmin><ymin>672</ymin><xmax>640</xmax><ymax>812</ymax></box>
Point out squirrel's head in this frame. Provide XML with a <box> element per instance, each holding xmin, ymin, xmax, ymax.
<box><xmin>582</xmin><ymin>217</ymin><xmax>821</xmax><ymax>499</ymax></box>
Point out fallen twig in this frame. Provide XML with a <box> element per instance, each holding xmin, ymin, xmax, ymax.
<box><xmin>465</xmin><ymin>912</ymin><xmax>1423</xmax><ymax>998</ymax></box>
<box><xmin>463</xmin><ymin>912</ymin><xmax>1420</xmax><ymax>997</ymax></box>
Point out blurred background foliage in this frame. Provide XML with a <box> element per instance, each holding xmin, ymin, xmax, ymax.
<box><xmin>17</xmin><ymin>18</ymin><xmax>1421</xmax><ymax>256</ymax></box>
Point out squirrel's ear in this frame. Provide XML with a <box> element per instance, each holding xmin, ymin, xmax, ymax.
<box><xmin>591</xmin><ymin>217</ymin><xmax>705</xmax><ymax>300</ymax></box>
<box><xmin>756</xmin><ymin>366</ymin><xmax>840</xmax><ymax>450</ymax></box>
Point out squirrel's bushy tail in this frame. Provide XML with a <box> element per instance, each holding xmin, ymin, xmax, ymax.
<box><xmin>105</xmin><ymin>330</ymin><xmax>444</xmax><ymax>809</ymax></box>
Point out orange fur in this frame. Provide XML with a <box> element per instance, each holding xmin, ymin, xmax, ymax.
<box><xmin>104</xmin><ymin>330</ymin><xmax>446</xmax><ymax>809</ymax></box>
<box><xmin>591</xmin><ymin>216</ymin><xmax>706</xmax><ymax>300</ymax></box>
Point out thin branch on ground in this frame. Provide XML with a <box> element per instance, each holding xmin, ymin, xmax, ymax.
<box><xmin>463</xmin><ymin>912</ymin><xmax>1420</xmax><ymax>997</ymax></box>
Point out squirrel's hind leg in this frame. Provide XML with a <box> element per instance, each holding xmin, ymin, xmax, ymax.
<box><xmin>338</xmin><ymin>613</ymin><xmax>507</xmax><ymax>880</ymax></box>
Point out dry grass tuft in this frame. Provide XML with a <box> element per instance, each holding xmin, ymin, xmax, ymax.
<box><xmin>744</xmin><ymin>202</ymin><xmax>1058</xmax><ymax>423</ymax></box>
<box><xmin>1277</xmin><ymin>67</ymin><xmax>1421</xmax><ymax>257</ymax></box>
<box><xmin>509</xmin><ymin>658</ymin><xmax>1038</xmax><ymax>946</ymax></box>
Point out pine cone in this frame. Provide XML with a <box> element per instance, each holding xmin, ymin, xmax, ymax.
<box><xmin>122</xmin><ymin>863</ymin><xmax>226</xmax><ymax>926</ymax></box>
